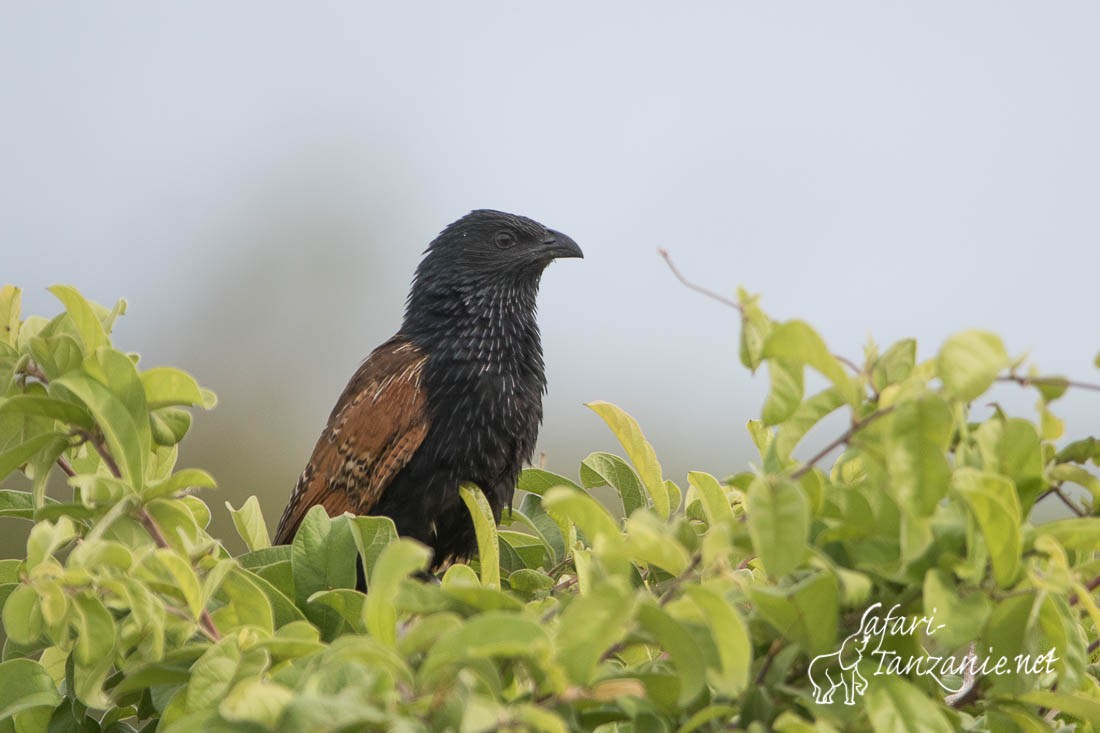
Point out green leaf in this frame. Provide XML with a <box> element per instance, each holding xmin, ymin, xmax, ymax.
<box><xmin>307</xmin><ymin>589</ymin><xmax>366</xmax><ymax>632</ymax></box>
<box><xmin>552</xmin><ymin>581</ymin><xmax>635</xmax><ymax>684</ymax></box>
<box><xmin>975</xmin><ymin>417</ymin><xmax>1045</xmax><ymax>507</ymax></box>
<box><xmin>0</xmin><ymin>395</ymin><xmax>93</xmax><ymax>430</ymax></box>
<box><xmin>738</xmin><ymin>288</ymin><xmax>772</xmax><ymax>370</ymax></box>
<box><xmin>507</xmin><ymin>568</ymin><xmax>555</xmax><ymax>592</ymax></box>
<box><xmin>622</xmin><ymin>511</ymin><xmax>691</xmax><ymax>575</ymax></box>
<box><xmin>0</xmin><ymin>659</ymin><xmax>60</xmax><ymax>720</ymax></box>
<box><xmin>240</xmin><ymin>568</ymin><xmax>306</xmax><ymax>628</ymax></box>
<box><xmin>749</xmin><ymin>571</ymin><xmax>838</xmax><ymax>655</ymax></box>
<box><xmin>746</xmin><ymin>477</ymin><xmax>808</xmax><ymax>577</ymax></box>
<box><xmin>0</xmin><ymin>286</ymin><xmax>21</xmax><ymax>347</ymax></box>
<box><xmin>1055</xmin><ymin>436</ymin><xmax>1100</xmax><ymax>465</ymax></box>
<box><xmin>71</xmin><ymin>592</ymin><xmax>117</xmax><ymax>666</ymax></box>
<box><xmin>871</xmin><ymin>338</ymin><xmax>916</xmax><ymax>392</ymax></box>
<box><xmin>421</xmin><ymin>611</ymin><xmax>552</xmax><ymax>684</ymax></box>
<box><xmin>459</xmin><ymin>482</ymin><xmax>500</xmax><ymax>589</ymax></box>
<box><xmin>225</xmin><ymin>496</ymin><xmax>270</xmax><ymax>551</ymax></box>
<box><xmin>580</xmin><ymin>452</ymin><xmax>647</xmax><ymax>516</ymax></box>
<box><xmin>760</xmin><ymin>320</ymin><xmax>860</xmax><ymax>407</ymax></box>
<box><xmin>363</xmin><ymin>538</ymin><xmax>431</xmax><ymax>645</ymax></box>
<box><xmin>1037</xmin><ymin>518</ymin><xmax>1100</xmax><ymax>551</ymax></box>
<box><xmin>143</xmin><ymin>468</ymin><xmax>217</xmax><ymax>501</ymax></box>
<box><xmin>0</xmin><ymin>432</ymin><xmax>68</xmax><ymax>483</ymax></box>
<box><xmin>1049</xmin><ymin>463</ymin><xmax>1100</xmax><ymax>503</ymax></box>
<box><xmin>219</xmin><ymin>678</ymin><xmax>294</xmax><ymax>728</ymax></box>
<box><xmin>542</xmin><ymin>486</ymin><xmax>621</xmax><ymax>549</ymax></box>
<box><xmin>47</xmin><ymin>285</ymin><xmax>108</xmax><ymax>355</ymax></box>
<box><xmin>137</xmin><ymin>548</ymin><xmax>205</xmax><ymax>618</ymax></box>
<box><xmin>0</xmin><ymin>490</ymin><xmax>36</xmax><ymax>519</ymax></box>
<box><xmin>515</xmin><ymin>494</ymin><xmax>568</xmax><ymax>564</ymax></box>
<box><xmin>349</xmin><ymin>515</ymin><xmax>399</xmax><ymax>582</ymax></box>
<box><xmin>774</xmin><ymin>387</ymin><xmax>847</xmax><ymax>461</ymax></box>
<box><xmin>1013</xmin><ymin>691</ymin><xmax>1100</xmax><ymax>724</ymax></box>
<box><xmin>140</xmin><ymin>366</ymin><xmax>216</xmax><ymax>409</ymax></box>
<box><xmin>149</xmin><ymin>407</ymin><xmax>192</xmax><ymax>446</ymax></box>
<box><xmin>685</xmin><ymin>586</ymin><xmax>752</xmax><ymax>697</ymax></box>
<box><xmin>636</xmin><ymin>603</ymin><xmax>707</xmax><ymax>706</ymax></box>
<box><xmin>953</xmin><ymin>468</ymin><xmax>1021</xmax><ymax>587</ymax></box>
<box><xmin>688</xmin><ymin>472</ymin><xmax>734</xmax><ymax>528</ymax></box>
<box><xmin>587</xmin><ymin>401</ymin><xmax>669</xmax><ymax>519</ymax></box>
<box><xmin>884</xmin><ymin>394</ymin><xmax>953</xmax><ymax>516</ymax></box>
<box><xmin>28</xmin><ymin>334</ymin><xmax>83</xmax><ymax>379</ymax></box>
<box><xmin>216</xmin><ymin>567</ymin><xmax>275</xmax><ymax>634</ymax></box>
<box><xmin>922</xmin><ymin>569</ymin><xmax>990</xmax><ymax>650</ymax></box>
<box><xmin>53</xmin><ymin>372</ymin><xmax>146</xmax><ymax>490</ymax></box>
<box><xmin>865</xmin><ymin>676</ymin><xmax>955</xmax><ymax>733</ymax></box>
<box><xmin>937</xmin><ymin>329</ymin><xmax>1009</xmax><ymax>401</ymax></box>
<box><xmin>2</xmin><ymin>584</ymin><xmax>43</xmax><ymax>645</ymax></box>
<box><xmin>291</xmin><ymin>507</ymin><xmax>358</xmax><ymax>636</ymax></box>
<box><xmin>761</xmin><ymin>358</ymin><xmax>804</xmax><ymax>426</ymax></box>
<box><xmin>517</xmin><ymin>468</ymin><xmax>582</xmax><ymax>496</ymax></box>
<box><xmin>26</xmin><ymin>516</ymin><xmax>77</xmax><ymax>569</ymax></box>
<box><xmin>499</xmin><ymin>530</ymin><xmax>548</xmax><ymax>570</ymax></box>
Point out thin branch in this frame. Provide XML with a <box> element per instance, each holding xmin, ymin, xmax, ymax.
<box><xmin>834</xmin><ymin>354</ymin><xmax>863</xmax><ymax>375</ymax></box>
<box><xmin>945</xmin><ymin>642</ymin><xmax>979</xmax><ymax>708</ymax></box>
<box><xmin>754</xmin><ymin>638</ymin><xmax>784</xmax><ymax>684</ymax></box>
<box><xmin>1039</xmin><ymin>485</ymin><xmax>1086</xmax><ymax>518</ymax></box>
<box><xmin>997</xmin><ymin>374</ymin><xmax>1100</xmax><ymax>394</ymax></box>
<box><xmin>659</xmin><ymin>249</ymin><xmax>867</xmax><ymax>381</ymax></box>
<box><xmin>138</xmin><ymin>506</ymin><xmax>221</xmax><ymax>641</ymax></box>
<box><xmin>55</xmin><ymin>456</ymin><xmax>76</xmax><ymax>478</ymax></box>
<box><xmin>77</xmin><ymin>424</ymin><xmax>222</xmax><ymax>642</ymax></box>
<box><xmin>658</xmin><ymin>554</ymin><xmax>702</xmax><ymax>606</ymax></box>
<box><xmin>658</xmin><ymin>249</ymin><xmax>742</xmax><ymax>312</ymax></box>
<box><xmin>551</xmin><ymin>575</ymin><xmax>578</xmax><ymax>594</ymax></box>
<box><xmin>74</xmin><ymin>429</ymin><xmax>123</xmax><ymax>479</ymax></box>
<box><xmin>21</xmin><ymin>361</ymin><xmax>49</xmax><ymax>383</ymax></box>
<box><xmin>1069</xmin><ymin>575</ymin><xmax>1100</xmax><ymax>607</ymax></box>
<box><xmin>791</xmin><ymin>407</ymin><xmax>894</xmax><ymax>480</ymax></box>
<box><xmin>163</xmin><ymin>604</ymin><xmax>220</xmax><ymax>644</ymax></box>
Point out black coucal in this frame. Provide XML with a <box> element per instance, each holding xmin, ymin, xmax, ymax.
<box><xmin>273</xmin><ymin>210</ymin><xmax>582</xmax><ymax>565</ymax></box>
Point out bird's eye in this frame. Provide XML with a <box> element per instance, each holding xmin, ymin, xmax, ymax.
<box><xmin>494</xmin><ymin>231</ymin><xmax>516</xmax><ymax>249</ymax></box>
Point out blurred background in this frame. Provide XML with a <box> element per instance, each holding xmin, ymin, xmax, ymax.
<box><xmin>2</xmin><ymin>2</ymin><xmax>1098</xmax><ymax>554</ymax></box>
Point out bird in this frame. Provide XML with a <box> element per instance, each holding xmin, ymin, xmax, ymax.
<box><xmin>272</xmin><ymin>209</ymin><xmax>583</xmax><ymax>567</ymax></box>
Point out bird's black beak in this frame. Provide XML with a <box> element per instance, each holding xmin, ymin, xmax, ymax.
<box><xmin>543</xmin><ymin>230</ymin><xmax>584</xmax><ymax>260</ymax></box>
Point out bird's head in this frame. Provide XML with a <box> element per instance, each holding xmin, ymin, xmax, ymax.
<box><xmin>417</xmin><ymin>209</ymin><xmax>583</xmax><ymax>285</ymax></box>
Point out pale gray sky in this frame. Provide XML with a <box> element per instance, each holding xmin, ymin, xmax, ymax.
<box><xmin>3</xmin><ymin>3</ymin><xmax>1097</xmax><ymax>541</ymax></box>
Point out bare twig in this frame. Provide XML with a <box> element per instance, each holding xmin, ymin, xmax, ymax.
<box><xmin>163</xmin><ymin>604</ymin><xmax>220</xmax><ymax>643</ymax></box>
<box><xmin>1069</xmin><ymin>575</ymin><xmax>1100</xmax><ymax>607</ymax></box>
<box><xmin>1038</xmin><ymin>485</ymin><xmax>1087</xmax><ymax>518</ymax></box>
<box><xmin>659</xmin><ymin>249</ymin><xmax>868</xmax><ymax>380</ymax></box>
<box><xmin>138</xmin><ymin>506</ymin><xmax>222</xmax><ymax>641</ymax></box>
<box><xmin>945</xmin><ymin>642</ymin><xmax>979</xmax><ymax>708</ymax></box>
<box><xmin>77</xmin><ymin>424</ymin><xmax>222</xmax><ymax>642</ymax></box>
<box><xmin>754</xmin><ymin>638</ymin><xmax>784</xmax><ymax>684</ymax></box>
<box><xmin>551</xmin><ymin>575</ymin><xmax>579</xmax><ymax>593</ymax></box>
<box><xmin>657</xmin><ymin>554</ymin><xmax>702</xmax><ymax>606</ymax></box>
<box><xmin>55</xmin><ymin>456</ymin><xmax>76</xmax><ymax>478</ymax></box>
<box><xmin>21</xmin><ymin>362</ymin><xmax>49</xmax><ymax>383</ymax></box>
<box><xmin>834</xmin><ymin>354</ymin><xmax>863</xmax><ymax>375</ymax></box>
<box><xmin>73</xmin><ymin>429</ymin><xmax>124</xmax><ymax>479</ymax></box>
<box><xmin>658</xmin><ymin>249</ymin><xmax>742</xmax><ymax>312</ymax></box>
<box><xmin>997</xmin><ymin>374</ymin><xmax>1100</xmax><ymax>394</ymax></box>
<box><xmin>790</xmin><ymin>408</ymin><xmax>894</xmax><ymax>480</ymax></box>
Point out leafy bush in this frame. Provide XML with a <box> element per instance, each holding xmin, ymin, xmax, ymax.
<box><xmin>0</xmin><ymin>283</ymin><xmax>1098</xmax><ymax>732</ymax></box>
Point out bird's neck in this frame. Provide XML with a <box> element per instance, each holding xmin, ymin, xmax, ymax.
<box><xmin>402</xmin><ymin>277</ymin><xmax>545</xmax><ymax>372</ymax></box>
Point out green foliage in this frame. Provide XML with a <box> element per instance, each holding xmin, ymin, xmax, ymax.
<box><xmin>0</xmin><ymin>283</ymin><xmax>1098</xmax><ymax>732</ymax></box>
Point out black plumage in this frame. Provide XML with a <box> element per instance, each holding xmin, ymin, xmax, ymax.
<box><xmin>273</xmin><ymin>209</ymin><xmax>582</xmax><ymax>565</ymax></box>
